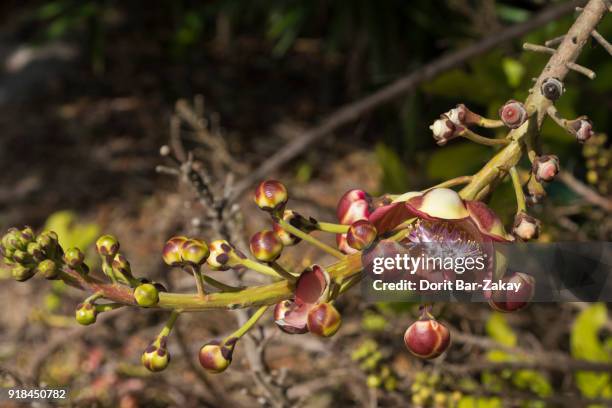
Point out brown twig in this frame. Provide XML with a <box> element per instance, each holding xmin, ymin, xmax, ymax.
<box><xmin>558</xmin><ymin>170</ymin><xmax>612</xmax><ymax>212</ymax></box>
<box><xmin>229</xmin><ymin>0</ymin><xmax>583</xmax><ymax>201</ymax></box>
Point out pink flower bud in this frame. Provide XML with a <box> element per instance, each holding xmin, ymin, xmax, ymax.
<box><xmin>429</xmin><ymin>115</ymin><xmax>458</xmax><ymax>146</ymax></box>
<box><xmin>198</xmin><ymin>338</ymin><xmax>237</xmax><ymax>373</ymax></box>
<box><xmin>404</xmin><ymin>316</ymin><xmax>450</xmax><ymax>359</ymax></box>
<box><xmin>512</xmin><ymin>212</ymin><xmax>541</xmax><ymax>241</ymax></box>
<box><xmin>568</xmin><ymin>117</ymin><xmax>594</xmax><ymax>144</ymax></box>
<box><xmin>307</xmin><ymin>303</ymin><xmax>342</xmax><ymax>337</ymax></box>
<box><xmin>336</xmin><ymin>189</ymin><xmax>371</xmax><ymax>224</ymax></box>
<box><xmin>346</xmin><ymin>220</ymin><xmax>377</xmax><ymax>250</ymax></box>
<box><xmin>532</xmin><ymin>155</ymin><xmax>560</xmax><ymax>183</ymax></box>
<box><xmin>489</xmin><ymin>272</ymin><xmax>535</xmax><ymax>312</ymax></box>
<box><xmin>249</xmin><ymin>230</ymin><xmax>283</xmax><ymax>262</ymax></box>
<box><xmin>254</xmin><ymin>180</ymin><xmax>288</xmax><ymax>212</ymax></box>
<box><xmin>499</xmin><ymin>100</ymin><xmax>528</xmax><ymax>129</ymax></box>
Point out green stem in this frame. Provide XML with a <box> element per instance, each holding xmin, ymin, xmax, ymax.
<box><xmin>277</xmin><ymin>218</ymin><xmax>345</xmax><ymax>259</ymax></box>
<box><xmin>160</xmin><ymin>309</ymin><xmax>181</xmax><ymax>337</ymax></box>
<box><xmin>228</xmin><ymin>305</ymin><xmax>268</xmax><ymax>339</ymax></box>
<box><xmin>460</xmin><ymin>129</ymin><xmax>510</xmax><ymax>146</ymax></box>
<box><xmin>95</xmin><ymin>303</ymin><xmax>124</xmax><ymax>312</ymax></box>
<box><xmin>271</xmin><ymin>261</ymin><xmax>298</xmax><ymax>281</ymax></box>
<box><xmin>186</xmin><ymin>265</ymin><xmax>206</xmax><ymax>297</ymax></box>
<box><xmin>102</xmin><ymin>256</ymin><xmax>118</xmax><ymax>284</ymax></box>
<box><xmin>509</xmin><ymin>167</ymin><xmax>527</xmax><ymax>213</ymax></box>
<box><xmin>84</xmin><ymin>292</ymin><xmax>103</xmax><ymax>304</ymax></box>
<box><xmin>239</xmin><ymin>258</ymin><xmax>285</xmax><ymax>279</ymax></box>
<box><xmin>316</xmin><ymin>222</ymin><xmax>349</xmax><ymax>234</ymax></box>
<box><xmin>423</xmin><ymin>176</ymin><xmax>473</xmax><ymax>192</ymax></box>
<box><xmin>478</xmin><ymin>118</ymin><xmax>504</xmax><ymax>128</ymax></box>
<box><xmin>203</xmin><ymin>275</ymin><xmax>243</xmax><ymax>292</ymax></box>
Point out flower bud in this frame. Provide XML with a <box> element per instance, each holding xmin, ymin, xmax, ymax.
<box><xmin>568</xmin><ymin>117</ymin><xmax>594</xmax><ymax>144</ymax></box>
<box><xmin>11</xmin><ymin>264</ymin><xmax>35</xmax><ymax>282</ymax></box>
<box><xmin>272</xmin><ymin>210</ymin><xmax>316</xmax><ymax>246</ymax></box>
<box><xmin>254</xmin><ymin>180</ymin><xmax>288</xmax><ymax>212</ymax></box>
<box><xmin>141</xmin><ymin>338</ymin><xmax>170</xmax><ymax>372</ymax></box>
<box><xmin>206</xmin><ymin>240</ymin><xmax>237</xmax><ymax>270</ymax></box>
<box><xmin>512</xmin><ymin>212</ymin><xmax>541</xmax><ymax>241</ymax></box>
<box><xmin>403</xmin><ymin>317</ymin><xmax>451</xmax><ymax>359</ymax></box>
<box><xmin>540</xmin><ymin>77</ymin><xmax>564</xmax><ymax>101</ymax></box>
<box><xmin>198</xmin><ymin>338</ymin><xmax>237</xmax><ymax>373</ymax></box>
<box><xmin>162</xmin><ymin>236</ymin><xmax>188</xmax><ymax>266</ymax></box>
<box><xmin>180</xmin><ymin>238</ymin><xmax>209</xmax><ymax>266</ymax></box>
<box><xmin>499</xmin><ymin>100</ymin><xmax>528</xmax><ymax>129</ymax></box>
<box><xmin>3</xmin><ymin>228</ymin><xmax>28</xmax><ymax>251</ymax></box>
<box><xmin>532</xmin><ymin>155</ymin><xmax>560</xmax><ymax>183</ymax></box>
<box><xmin>63</xmin><ymin>247</ymin><xmax>84</xmax><ymax>268</ymax></box>
<box><xmin>36</xmin><ymin>231</ymin><xmax>58</xmax><ymax>253</ymax></box>
<box><xmin>250</xmin><ymin>230</ymin><xmax>283</xmax><ymax>262</ymax></box>
<box><xmin>75</xmin><ymin>302</ymin><xmax>97</xmax><ymax>325</ymax></box>
<box><xmin>346</xmin><ymin>220</ymin><xmax>377</xmax><ymax>250</ymax></box>
<box><xmin>20</xmin><ymin>226</ymin><xmax>35</xmax><ymax>242</ymax></box>
<box><xmin>112</xmin><ymin>253</ymin><xmax>132</xmax><ymax>276</ymax></box>
<box><xmin>12</xmin><ymin>249</ymin><xmax>30</xmax><ymax>264</ymax></box>
<box><xmin>27</xmin><ymin>242</ymin><xmax>44</xmax><ymax>262</ymax></box>
<box><xmin>96</xmin><ymin>234</ymin><xmax>119</xmax><ymax>257</ymax></box>
<box><xmin>489</xmin><ymin>272</ymin><xmax>535</xmax><ymax>312</ymax></box>
<box><xmin>133</xmin><ymin>283</ymin><xmax>159</xmax><ymax>307</ymax></box>
<box><xmin>431</xmin><ymin>115</ymin><xmax>460</xmax><ymax>146</ymax></box>
<box><xmin>37</xmin><ymin>259</ymin><xmax>58</xmax><ymax>279</ymax></box>
<box><xmin>307</xmin><ymin>303</ymin><xmax>342</xmax><ymax>337</ymax></box>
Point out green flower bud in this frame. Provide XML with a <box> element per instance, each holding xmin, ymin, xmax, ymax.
<box><xmin>346</xmin><ymin>220</ymin><xmax>377</xmax><ymax>250</ymax></box>
<box><xmin>133</xmin><ymin>283</ymin><xmax>159</xmax><ymax>307</ymax></box>
<box><xmin>206</xmin><ymin>240</ymin><xmax>238</xmax><ymax>271</ymax></box>
<box><xmin>63</xmin><ymin>247</ymin><xmax>84</xmax><ymax>268</ymax></box>
<box><xmin>112</xmin><ymin>253</ymin><xmax>132</xmax><ymax>277</ymax></box>
<box><xmin>249</xmin><ymin>230</ymin><xmax>283</xmax><ymax>262</ymax></box>
<box><xmin>12</xmin><ymin>264</ymin><xmax>35</xmax><ymax>282</ymax></box>
<box><xmin>21</xmin><ymin>226</ymin><xmax>35</xmax><ymax>242</ymax></box>
<box><xmin>141</xmin><ymin>338</ymin><xmax>170</xmax><ymax>372</ymax></box>
<box><xmin>162</xmin><ymin>236</ymin><xmax>187</xmax><ymax>266</ymax></box>
<box><xmin>37</xmin><ymin>259</ymin><xmax>59</xmax><ymax>279</ymax></box>
<box><xmin>75</xmin><ymin>303</ymin><xmax>97</xmax><ymax>325</ymax></box>
<box><xmin>12</xmin><ymin>249</ymin><xmax>30</xmax><ymax>264</ymax></box>
<box><xmin>198</xmin><ymin>338</ymin><xmax>237</xmax><ymax>373</ymax></box>
<box><xmin>96</xmin><ymin>235</ymin><xmax>119</xmax><ymax>257</ymax></box>
<box><xmin>27</xmin><ymin>242</ymin><xmax>44</xmax><ymax>262</ymax></box>
<box><xmin>180</xmin><ymin>239</ymin><xmax>209</xmax><ymax>266</ymax></box>
<box><xmin>2</xmin><ymin>228</ymin><xmax>28</xmax><ymax>251</ymax></box>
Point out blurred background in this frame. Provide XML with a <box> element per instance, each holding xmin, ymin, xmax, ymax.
<box><xmin>0</xmin><ymin>0</ymin><xmax>610</xmax><ymax>407</ymax></box>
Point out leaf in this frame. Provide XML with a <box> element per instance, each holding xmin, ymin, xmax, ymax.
<box><xmin>375</xmin><ymin>143</ymin><xmax>409</xmax><ymax>193</ymax></box>
<box><xmin>43</xmin><ymin>210</ymin><xmax>100</xmax><ymax>252</ymax></box>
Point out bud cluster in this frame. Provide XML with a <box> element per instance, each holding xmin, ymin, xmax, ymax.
<box><xmin>162</xmin><ymin>236</ymin><xmax>210</xmax><ymax>267</ymax></box>
<box><xmin>1</xmin><ymin>228</ymin><xmax>62</xmax><ymax>281</ymax></box>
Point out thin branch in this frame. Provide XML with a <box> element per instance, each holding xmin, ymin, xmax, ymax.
<box><xmin>591</xmin><ymin>30</ymin><xmax>612</xmax><ymax>55</ymax></box>
<box><xmin>229</xmin><ymin>0</ymin><xmax>582</xmax><ymax>201</ymax></box>
<box><xmin>558</xmin><ymin>170</ymin><xmax>612</xmax><ymax>212</ymax></box>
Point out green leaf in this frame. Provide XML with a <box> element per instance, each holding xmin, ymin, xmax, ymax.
<box><xmin>43</xmin><ymin>210</ymin><xmax>100</xmax><ymax>252</ymax></box>
<box><xmin>375</xmin><ymin>143</ymin><xmax>409</xmax><ymax>193</ymax></box>
<box><xmin>426</xmin><ymin>143</ymin><xmax>490</xmax><ymax>181</ymax></box>
<box><xmin>502</xmin><ymin>58</ymin><xmax>525</xmax><ymax>88</ymax></box>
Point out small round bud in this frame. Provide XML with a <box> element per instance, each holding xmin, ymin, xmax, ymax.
<box><xmin>346</xmin><ymin>220</ymin><xmax>377</xmax><ymax>250</ymax></box>
<box><xmin>162</xmin><ymin>236</ymin><xmax>188</xmax><ymax>266</ymax></box>
<box><xmin>540</xmin><ymin>77</ymin><xmax>564</xmax><ymax>101</ymax></box>
<box><xmin>429</xmin><ymin>115</ymin><xmax>458</xmax><ymax>146</ymax></box>
<box><xmin>307</xmin><ymin>303</ymin><xmax>342</xmax><ymax>337</ymax></box>
<box><xmin>404</xmin><ymin>316</ymin><xmax>451</xmax><ymax>359</ymax></box>
<box><xmin>63</xmin><ymin>247</ymin><xmax>84</xmax><ymax>268</ymax></box>
<box><xmin>198</xmin><ymin>338</ymin><xmax>237</xmax><ymax>373</ymax></box>
<box><xmin>3</xmin><ymin>228</ymin><xmax>29</xmax><ymax>251</ymax></box>
<box><xmin>75</xmin><ymin>302</ymin><xmax>97</xmax><ymax>325</ymax></box>
<box><xmin>249</xmin><ymin>230</ymin><xmax>283</xmax><ymax>262</ymax></box>
<box><xmin>532</xmin><ymin>155</ymin><xmax>560</xmax><ymax>183</ymax></box>
<box><xmin>133</xmin><ymin>283</ymin><xmax>159</xmax><ymax>307</ymax></box>
<box><xmin>11</xmin><ymin>264</ymin><xmax>35</xmax><ymax>282</ymax></box>
<box><xmin>206</xmin><ymin>240</ymin><xmax>235</xmax><ymax>270</ymax></box>
<box><xmin>512</xmin><ymin>212</ymin><xmax>541</xmax><ymax>241</ymax></box>
<box><xmin>568</xmin><ymin>117</ymin><xmax>594</xmax><ymax>144</ymax></box>
<box><xmin>159</xmin><ymin>145</ymin><xmax>171</xmax><ymax>156</ymax></box>
<box><xmin>141</xmin><ymin>340</ymin><xmax>170</xmax><ymax>372</ymax></box>
<box><xmin>180</xmin><ymin>239</ymin><xmax>210</xmax><ymax>266</ymax></box>
<box><xmin>499</xmin><ymin>100</ymin><xmax>528</xmax><ymax>129</ymax></box>
<box><xmin>112</xmin><ymin>253</ymin><xmax>132</xmax><ymax>276</ymax></box>
<box><xmin>36</xmin><ymin>231</ymin><xmax>58</xmax><ymax>253</ymax></box>
<box><xmin>20</xmin><ymin>226</ymin><xmax>35</xmax><ymax>242</ymax></box>
<box><xmin>37</xmin><ymin>259</ymin><xmax>58</xmax><ymax>279</ymax></box>
<box><xmin>254</xmin><ymin>180</ymin><xmax>288</xmax><ymax>212</ymax></box>
<box><xmin>96</xmin><ymin>235</ymin><xmax>119</xmax><ymax>257</ymax></box>
<box><xmin>489</xmin><ymin>272</ymin><xmax>535</xmax><ymax>312</ymax></box>
<box><xmin>27</xmin><ymin>242</ymin><xmax>44</xmax><ymax>262</ymax></box>
<box><xmin>12</xmin><ymin>249</ymin><xmax>30</xmax><ymax>264</ymax></box>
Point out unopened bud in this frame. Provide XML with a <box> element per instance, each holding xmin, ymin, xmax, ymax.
<box><xmin>141</xmin><ymin>338</ymin><xmax>170</xmax><ymax>372</ymax></box>
<box><xmin>307</xmin><ymin>303</ymin><xmax>342</xmax><ymax>337</ymax></box>
<box><xmin>532</xmin><ymin>155</ymin><xmax>560</xmax><ymax>183</ymax></box>
<box><xmin>27</xmin><ymin>242</ymin><xmax>44</xmax><ymax>262</ymax></box>
<box><xmin>489</xmin><ymin>272</ymin><xmax>535</xmax><ymax>312</ymax></box>
<box><xmin>198</xmin><ymin>338</ymin><xmax>237</xmax><ymax>373</ymax></box>
<box><xmin>568</xmin><ymin>117</ymin><xmax>594</xmax><ymax>144</ymax></box>
<box><xmin>11</xmin><ymin>264</ymin><xmax>35</xmax><ymax>282</ymax></box>
<box><xmin>346</xmin><ymin>220</ymin><xmax>377</xmax><ymax>250</ymax></box>
<box><xmin>162</xmin><ymin>236</ymin><xmax>188</xmax><ymax>266</ymax></box>
<box><xmin>180</xmin><ymin>238</ymin><xmax>209</xmax><ymax>266</ymax></box>
<box><xmin>513</xmin><ymin>212</ymin><xmax>541</xmax><ymax>241</ymax></box>
<box><xmin>429</xmin><ymin>115</ymin><xmax>458</xmax><ymax>146</ymax></box>
<box><xmin>250</xmin><ymin>231</ymin><xmax>283</xmax><ymax>262</ymax></box>
<box><xmin>272</xmin><ymin>210</ymin><xmax>316</xmax><ymax>246</ymax></box>
<box><xmin>63</xmin><ymin>247</ymin><xmax>85</xmax><ymax>268</ymax></box>
<box><xmin>112</xmin><ymin>253</ymin><xmax>132</xmax><ymax>276</ymax></box>
<box><xmin>37</xmin><ymin>259</ymin><xmax>58</xmax><ymax>279</ymax></box>
<box><xmin>206</xmin><ymin>240</ymin><xmax>238</xmax><ymax>270</ymax></box>
<box><xmin>254</xmin><ymin>180</ymin><xmax>288</xmax><ymax>213</ymax></box>
<box><xmin>404</xmin><ymin>316</ymin><xmax>451</xmax><ymax>359</ymax></box>
<box><xmin>133</xmin><ymin>283</ymin><xmax>159</xmax><ymax>307</ymax></box>
<box><xmin>540</xmin><ymin>77</ymin><xmax>564</xmax><ymax>101</ymax></box>
<box><xmin>75</xmin><ymin>302</ymin><xmax>97</xmax><ymax>325</ymax></box>
<box><xmin>96</xmin><ymin>235</ymin><xmax>119</xmax><ymax>257</ymax></box>
<box><xmin>499</xmin><ymin>100</ymin><xmax>528</xmax><ymax>129</ymax></box>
